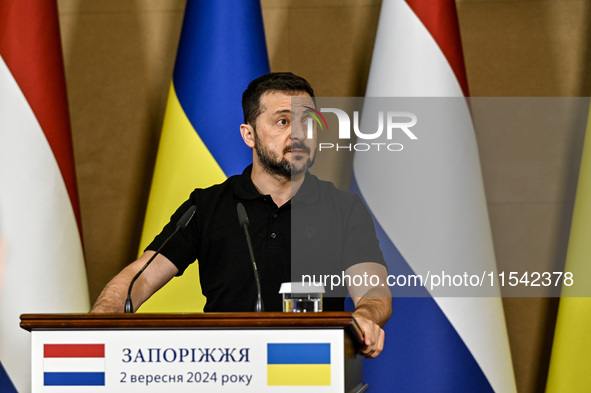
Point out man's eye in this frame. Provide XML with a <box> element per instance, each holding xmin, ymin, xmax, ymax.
<box><xmin>277</xmin><ymin>119</ymin><xmax>288</xmax><ymax>126</ymax></box>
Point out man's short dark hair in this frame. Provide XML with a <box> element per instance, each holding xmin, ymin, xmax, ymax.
<box><xmin>242</xmin><ymin>72</ymin><xmax>315</xmax><ymax>126</ymax></box>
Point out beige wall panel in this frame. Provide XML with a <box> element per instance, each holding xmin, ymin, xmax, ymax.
<box><xmin>489</xmin><ymin>203</ymin><xmax>573</xmax><ymax>283</ymax></box>
<box><xmin>59</xmin><ymin>0</ymin><xmax>185</xmax><ymax>14</ymax></box>
<box><xmin>458</xmin><ymin>0</ymin><xmax>591</xmax><ymax>97</ymax></box>
<box><xmin>59</xmin><ymin>1</ymin><xmax>184</xmax><ymax>301</ymax></box>
<box><xmin>263</xmin><ymin>7</ymin><xmax>292</xmax><ymax>71</ymax></box>
<box><xmin>503</xmin><ymin>297</ymin><xmax>559</xmax><ymax>393</ymax></box>
<box><xmin>475</xmin><ymin>180</ymin><xmax>572</xmax><ymax>393</ymax></box>
<box><xmin>283</xmin><ymin>4</ymin><xmax>379</xmax><ymax>97</ymax></box>
<box><xmin>473</xmin><ymin>98</ymin><xmax>586</xmax><ymax>204</ymax></box>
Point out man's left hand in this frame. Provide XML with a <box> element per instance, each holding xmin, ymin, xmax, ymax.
<box><xmin>353</xmin><ymin>312</ymin><xmax>385</xmax><ymax>358</ymax></box>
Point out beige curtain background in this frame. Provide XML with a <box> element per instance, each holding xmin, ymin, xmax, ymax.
<box><xmin>57</xmin><ymin>1</ymin><xmax>591</xmax><ymax>392</ymax></box>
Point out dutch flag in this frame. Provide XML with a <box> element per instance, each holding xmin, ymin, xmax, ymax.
<box><xmin>355</xmin><ymin>0</ymin><xmax>517</xmax><ymax>392</ymax></box>
<box><xmin>43</xmin><ymin>344</ymin><xmax>105</xmax><ymax>386</ymax></box>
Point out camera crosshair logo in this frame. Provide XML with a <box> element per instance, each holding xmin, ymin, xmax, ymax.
<box><xmin>304</xmin><ymin>106</ymin><xmax>328</xmax><ymax>138</ymax></box>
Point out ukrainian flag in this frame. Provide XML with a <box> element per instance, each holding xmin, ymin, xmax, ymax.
<box><xmin>267</xmin><ymin>343</ymin><xmax>331</xmax><ymax>386</ymax></box>
<box><xmin>137</xmin><ymin>0</ymin><xmax>269</xmax><ymax>312</ymax></box>
<box><xmin>545</xmin><ymin>100</ymin><xmax>591</xmax><ymax>393</ymax></box>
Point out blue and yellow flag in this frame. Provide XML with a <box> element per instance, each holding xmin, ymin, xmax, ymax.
<box><xmin>138</xmin><ymin>0</ymin><xmax>269</xmax><ymax>312</ymax></box>
<box><xmin>267</xmin><ymin>343</ymin><xmax>331</xmax><ymax>386</ymax></box>
<box><xmin>545</xmin><ymin>100</ymin><xmax>591</xmax><ymax>392</ymax></box>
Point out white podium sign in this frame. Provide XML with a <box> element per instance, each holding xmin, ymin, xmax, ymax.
<box><xmin>22</xmin><ymin>313</ymin><xmax>365</xmax><ymax>393</ymax></box>
<box><xmin>32</xmin><ymin>329</ymin><xmax>345</xmax><ymax>392</ymax></box>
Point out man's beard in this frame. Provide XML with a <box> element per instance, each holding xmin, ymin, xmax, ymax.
<box><xmin>254</xmin><ymin>132</ymin><xmax>315</xmax><ymax>178</ymax></box>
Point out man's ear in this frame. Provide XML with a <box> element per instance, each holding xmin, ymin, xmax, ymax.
<box><xmin>240</xmin><ymin>124</ymin><xmax>256</xmax><ymax>148</ymax></box>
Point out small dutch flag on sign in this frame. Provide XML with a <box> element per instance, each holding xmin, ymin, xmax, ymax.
<box><xmin>43</xmin><ymin>344</ymin><xmax>105</xmax><ymax>386</ymax></box>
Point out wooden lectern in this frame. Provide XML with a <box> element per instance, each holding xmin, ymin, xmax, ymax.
<box><xmin>21</xmin><ymin>312</ymin><xmax>368</xmax><ymax>393</ymax></box>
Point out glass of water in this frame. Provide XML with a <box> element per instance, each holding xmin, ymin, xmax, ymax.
<box><xmin>279</xmin><ymin>282</ymin><xmax>325</xmax><ymax>313</ymax></box>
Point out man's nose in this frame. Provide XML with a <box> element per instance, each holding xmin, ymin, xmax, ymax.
<box><xmin>291</xmin><ymin>119</ymin><xmax>307</xmax><ymax>141</ymax></box>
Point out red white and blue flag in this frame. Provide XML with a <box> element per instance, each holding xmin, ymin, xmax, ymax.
<box><xmin>43</xmin><ymin>344</ymin><xmax>105</xmax><ymax>387</ymax></box>
<box><xmin>353</xmin><ymin>1</ymin><xmax>518</xmax><ymax>391</ymax></box>
<box><xmin>0</xmin><ymin>1</ymin><xmax>90</xmax><ymax>391</ymax></box>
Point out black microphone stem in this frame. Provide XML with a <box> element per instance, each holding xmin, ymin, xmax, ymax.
<box><xmin>242</xmin><ymin>224</ymin><xmax>264</xmax><ymax>312</ymax></box>
<box><xmin>124</xmin><ymin>205</ymin><xmax>196</xmax><ymax>313</ymax></box>
<box><xmin>124</xmin><ymin>225</ymin><xmax>180</xmax><ymax>313</ymax></box>
<box><xmin>237</xmin><ymin>203</ymin><xmax>264</xmax><ymax>312</ymax></box>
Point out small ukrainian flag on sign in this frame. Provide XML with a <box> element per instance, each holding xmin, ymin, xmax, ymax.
<box><xmin>267</xmin><ymin>343</ymin><xmax>331</xmax><ymax>386</ymax></box>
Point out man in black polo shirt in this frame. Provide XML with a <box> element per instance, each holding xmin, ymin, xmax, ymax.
<box><xmin>91</xmin><ymin>72</ymin><xmax>391</xmax><ymax>358</ymax></box>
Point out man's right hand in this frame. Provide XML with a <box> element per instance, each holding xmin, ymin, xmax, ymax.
<box><xmin>90</xmin><ymin>251</ymin><xmax>178</xmax><ymax>313</ymax></box>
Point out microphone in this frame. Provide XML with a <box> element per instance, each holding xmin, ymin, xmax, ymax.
<box><xmin>237</xmin><ymin>203</ymin><xmax>264</xmax><ymax>312</ymax></box>
<box><xmin>124</xmin><ymin>205</ymin><xmax>196</xmax><ymax>313</ymax></box>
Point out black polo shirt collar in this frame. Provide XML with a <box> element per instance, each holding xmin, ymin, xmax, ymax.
<box><xmin>235</xmin><ymin>164</ymin><xmax>262</xmax><ymax>200</ymax></box>
<box><xmin>234</xmin><ymin>164</ymin><xmax>320</xmax><ymax>205</ymax></box>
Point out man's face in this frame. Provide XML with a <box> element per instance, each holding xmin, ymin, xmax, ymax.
<box><xmin>251</xmin><ymin>91</ymin><xmax>317</xmax><ymax>178</ymax></box>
